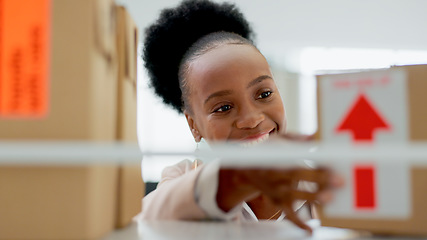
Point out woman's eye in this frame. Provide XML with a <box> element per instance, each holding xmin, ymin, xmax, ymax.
<box><xmin>258</xmin><ymin>91</ymin><xmax>272</xmax><ymax>99</ymax></box>
<box><xmin>214</xmin><ymin>105</ymin><xmax>232</xmax><ymax>113</ymax></box>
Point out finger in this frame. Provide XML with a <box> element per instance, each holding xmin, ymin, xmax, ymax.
<box><xmin>330</xmin><ymin>173</ymin><xmax>345</xmax><ymax>188</ymax></box>
<box><xmin>243</xmin><ymin>168</ymin><xmax>330</xmax><ymax>186</ymax></box>
<box><xmin>291</xmin><ymin>190</ymin><xmax>320</xmax><ymax>202</ymax></box>
<box><xmin>290</xmin><ymin>168</ymin><xmax>331</xmax><ymax>187</ymax></box>
<box><xmin>315</xmin><ymin>170</ymin><xmax>346</xmax><ymax>191</ymax></box>
<box><xmin>269</xmin><ymin>189</ymin><xmax>323</xmax><ymax>205</ymax></box>
<box><xmin>283</xmin><ymin>207</ymin><xmax>313</xmax><ymax>234</ymax></box>
<box><xmin>248</xmin><ymin>168</ymin><xmax>327</xmax><ymax>186</ymax></box>
<box><xmin>241</xmin><ymin>169</ymin><xmax>293</xmax><ymax>189</ymax></box>
<box><xmin>317</xmin><ymin>190</ymin><xmax>334</xmax><ymax>203</ymax></box>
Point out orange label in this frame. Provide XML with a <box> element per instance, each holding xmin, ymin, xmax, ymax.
<box><xmin>0</xmin><ymin>0</ymin><xmax>50</xmax><ymax>118</ymax></box>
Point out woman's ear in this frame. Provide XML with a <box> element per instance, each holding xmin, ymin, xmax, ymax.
<box><xmin>184</xmin><ymin>110</ymin><xmax>202</xmax><ymax>143</ymax></box>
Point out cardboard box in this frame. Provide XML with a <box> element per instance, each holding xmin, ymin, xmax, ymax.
<box><xmin>315</xmin><ymin>64</ymin><xmax>427</xmax><ymax>236</ymax></box>
<box><xmin>316</xmin><ymin>64</ymin><xmax>427</xmax><ymax>143</ymax></box>
<box><xmin>0</xmin><ymin>1</ymin><xmax>142</xmax><ymax>239</ymax></box>
<box><xmin>115</xmin><ymin>5</ymin><xmax>144</xmax><ymax>229</ymax></box>
<box><xmin>0</xmin><ymin>166</ymin><xmax>119</xmax><ymax>240</ymax></box>
<box><xmin>0</xmin><ymin>0</ymin><xmax>118</xmax><ymax>140</ymax></box>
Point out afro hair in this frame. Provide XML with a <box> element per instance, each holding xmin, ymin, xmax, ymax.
<box><xmin>143</xmin><ymin>0</ymin><xmax>254</xmax><ymax>113</ymax></box>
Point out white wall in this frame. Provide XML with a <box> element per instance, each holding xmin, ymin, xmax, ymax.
<box><xmin>118</xmin><ymin>0</ymin><xmax>427</xmax><ymax>51</ymax></box>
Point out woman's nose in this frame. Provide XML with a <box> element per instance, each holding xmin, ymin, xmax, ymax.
<box><xmin>235</xmin><ymin>108</ymin><xmax>265</xmax><ymax>129</ymax></box>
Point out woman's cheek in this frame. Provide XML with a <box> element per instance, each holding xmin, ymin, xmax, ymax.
<box><xmin>208</xmin><ymin>121</ymin><xmax>232</xmax><ymax>141</ymax></box>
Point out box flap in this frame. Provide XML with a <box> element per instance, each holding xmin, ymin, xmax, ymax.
<box><xmin>93</xmin><ymin>0</ymin><xmax>116</xmax><ymax>64</ymax></box>
<box><xmin>392</xmin><ymin>64</ymin><xmax>427</xmax><ymax>141</ymax></box>
<box><xmin>114</xmin><ymin>5</ymin><xmax>143</xmax><ymax>229</ymax></box>
<box><xmin>115</xmin><ymin>5</ymin><xmax>138</xmax><ymax>142</ymax></box>
<box><xmin>116</xmin><ymin>5</ymin><xmax>138</xmax><ymax>87</ymax></box>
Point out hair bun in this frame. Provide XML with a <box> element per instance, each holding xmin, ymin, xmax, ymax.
<box><xmin>143</xmin><ymin>0</ymin><xmax>254</xmax><ymax>113</ymax></box>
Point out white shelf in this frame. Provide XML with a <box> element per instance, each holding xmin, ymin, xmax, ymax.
<box><xmin>0</xmin><ymin>141</ymin><xmax>143</xmax><ymax>165</ymax></box>
<box><xmin>103</xmin><ymin>219</ymin><xmax>414</xmax><ymax>240</ymax></box>
<box><xmin>1</xmin><ymin>141</ymin><xmax>427</xmax><ymax>166</ymax></box>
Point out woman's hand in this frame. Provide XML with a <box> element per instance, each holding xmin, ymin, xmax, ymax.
<box><xmin>216</xmin><ymin>132</ymin><xmax>344</xmax><ymax>233</ymax></box>
<box><xmin>217</xmin><ymin>166</ymin><xmax>343</xmax><ymax>234</ymax></box>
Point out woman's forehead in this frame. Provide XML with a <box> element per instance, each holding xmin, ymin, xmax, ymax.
<box><xmin>187</xmin><ymin>44</ymin><xmax>271</xmax><ymax>91</ymax></box>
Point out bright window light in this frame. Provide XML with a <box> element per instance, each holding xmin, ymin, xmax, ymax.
<box><xmin>137</xmin><ymin>45</ymin><xmax>195</xmax><ymax>182</ymax></box>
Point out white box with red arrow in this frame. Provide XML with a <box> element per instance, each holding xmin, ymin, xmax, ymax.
<box><xmin>315</xmin><ymin>64</ymin><xmax>427</xmax><ymax>236</ymax></box>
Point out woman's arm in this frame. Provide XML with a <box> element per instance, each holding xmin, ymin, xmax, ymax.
<box><xmin>140</xmin><ymin>160</ymin><xmax>206</xmax><ymax>220</ymax></box>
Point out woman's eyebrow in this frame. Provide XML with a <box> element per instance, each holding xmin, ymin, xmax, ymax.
<box><xmin>247</xmin><ymin>75</ymin><xmax>273</xmax><ymax>88</ymax></box>
<box><xmin>204</xmin><ymin>90</ymin><xmax>233</xmax><ymax>105</ymax></box>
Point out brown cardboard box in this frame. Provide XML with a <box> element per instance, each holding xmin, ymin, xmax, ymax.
<box><xmin>0</xmin><ymin>1</ymin><xmax>142</xmax><ymax>239</ymax></box>
<box><xmin>0</xmin><ymin>0</ymin><xmax>118</xmax><ymax>140</ymax></box>
<box><xmin>0</xmin><ymin>166</ymin><xmax>119</xmax><ymax>240</ymax></box>
<box><xmin>115</xmin><ymin>5</ymin><xmax>144</xmax><ymax>229</ymax></box>
<box><xmin>394</xmin><ymin>64</ymin><xmax>427</xmax><ymax>141</ymax></box>
<box><xmin>316</xmin><ymin>64</ymin><xmax>427</xmax><ymax>236</ymax></box>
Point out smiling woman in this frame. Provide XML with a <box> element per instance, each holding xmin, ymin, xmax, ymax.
<box><xmin>184</xmin><ymin>43</ymin><xmax>285</xmax><ymax>142</ymax></box>
<box><xmin>136</xmin><ymin>0</ymin><xmax>342</xmax><ymax>233</ymax></box>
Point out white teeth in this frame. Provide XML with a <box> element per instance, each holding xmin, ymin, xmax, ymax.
<box><xmin>240</xmin><ymin>133</ymin><xmax>269</xmax><ymax>147</ymax></box>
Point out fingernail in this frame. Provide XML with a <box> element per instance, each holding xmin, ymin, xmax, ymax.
<box><xmin>318</xmin><ymin>192</ymin><xmax>332</xmax><ymax>203</ymax></box>
<box><xmin>331</xmin><ymin>174</ymin><xmax>345</xmax><ymax>188</ymax></box>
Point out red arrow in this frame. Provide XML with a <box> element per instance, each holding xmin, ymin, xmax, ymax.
<box><xmin>336</xmin><ymin>94</ymin><xmax>390</xmax><ymax>141</ymax></box>
<box><xmin>354</xmin><ymin>164</ymin><xmax>376</xmax><ymax>209</ymax></box>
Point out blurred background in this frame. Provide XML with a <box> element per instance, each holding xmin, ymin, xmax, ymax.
<box><xmin>115</xmin><ymin>0</ymin><xmax>427</xmax><ymax>182</ymax></box>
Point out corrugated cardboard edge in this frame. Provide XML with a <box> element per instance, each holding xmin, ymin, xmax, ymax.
<box><xmin>89</xmin><ymin>0</ymin><xmax>119</xmax><ymax>141</ymax></box>
<box><xmin>391</xmin><ymin>64</ymin><xmax>427</xmax><ymax>141</ymax></box>
<box><xmin>114</xmin><ymin>5</ymin><xmax>144</xmax><ymax>229</ymax></box>
<box><xmin>314</xmin><ymin>74</ymin><xmax>323</xmax><ymax>141</ymax></box>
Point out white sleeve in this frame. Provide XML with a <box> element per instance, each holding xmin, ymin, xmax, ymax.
<box><xmin>194</xmin><ymin>160</ymin><xmax>243</xmax><ymax>220</ymax></box>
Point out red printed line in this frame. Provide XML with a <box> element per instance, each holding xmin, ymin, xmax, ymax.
<box><xmin>354</xmin><ymin>164</ymin><xmax>376</xmax><ymax>209</ymax></box>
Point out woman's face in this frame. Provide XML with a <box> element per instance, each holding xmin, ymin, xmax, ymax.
<box><xmin>184</xmin><ymin>44</ymin><xmax>286</xmax><ymax>144</ymax></box>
